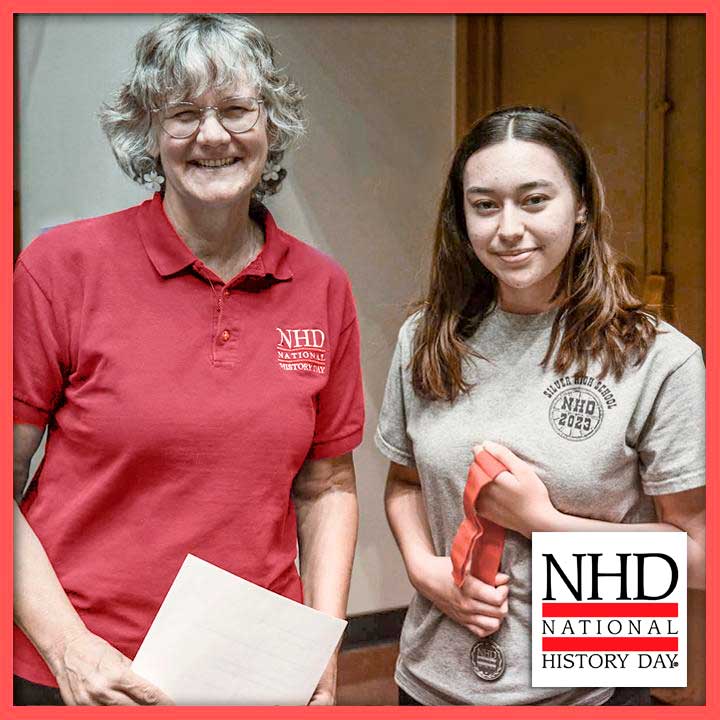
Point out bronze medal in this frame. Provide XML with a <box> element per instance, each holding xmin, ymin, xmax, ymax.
<box><xmin>470</xmin><ymin>638</ymin><xmax>505</xmax><ymax>681</ymax></box>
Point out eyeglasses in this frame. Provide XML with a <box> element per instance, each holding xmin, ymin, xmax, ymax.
<box><xmin>154</xmin><ymin>97</ymin><xmax>264</xmax><ymax>139</ymax></box>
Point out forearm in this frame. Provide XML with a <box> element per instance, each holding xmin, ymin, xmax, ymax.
<box><xmin>385</xmin><ymin>467</ymin><xmax>509</xmax><ymax>639</ymax></box>
<box><xmin>296</xmin><ymin>486</ymin><xmax>358</xmax><ymax>618</ymax></box>
<box><xmin>384</xmin><ymin>473</ymin><xmax>437</xmax><ymax>594</ymax></box>
<box><xmin>14</xmin><ymin>502</ymin><xmax>88</xmax><ymax>674</ymax></box>
<box><xmin>535</xmin><ymin>508</ymin><xmax>705</xmax><ymax>589</ymax></box>
<box><xmin>15</xmin><ymin>504</ymin><xmax>172</xmax><ymax>704</ymax></box>
<box><xmin>295</xmin><ymin>487</ymin><xmax>357</xmax><ymax>703</ymax></box>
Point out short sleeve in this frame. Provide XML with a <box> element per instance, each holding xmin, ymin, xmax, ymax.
<box><xmin>374</xmin><ymin>320</ymin><xmax>416</xmax><ymax>467</ymax></box>
<box><xmin>638</xmin><ymin>348</ymin><xmax>705</xmax><ymax>496</ymax></box>
<box><xmin>307</xmin><ymin>285</ymin><xmax>364</xmax><ymax>459</ymax></box>
<box><xmin>13</xmin><ymin>258</ymin><xmax>69</xmax><ymax>428</ymax></box>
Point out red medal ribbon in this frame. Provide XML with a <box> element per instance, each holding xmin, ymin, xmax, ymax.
<box><xmin>450</xmin><ymin>450</ymin><xmax>507</xmax><ymax>587</ymax></box>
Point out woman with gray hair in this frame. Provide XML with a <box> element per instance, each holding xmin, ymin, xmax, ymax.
<box><xmin>14</xmin><ymin>14</ymin><xmax>363</xmax><ymax>706</ymax></box>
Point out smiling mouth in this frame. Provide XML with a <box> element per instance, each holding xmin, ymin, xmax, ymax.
<box><xmin>190</xmin><ymin>158</ymin><xmax>240</xmax><ymax>168</ymax></box>
<box><xmin>494</xmin><ymin>248</ymin><xmax>538</xmax><ymax>263</ymax></box>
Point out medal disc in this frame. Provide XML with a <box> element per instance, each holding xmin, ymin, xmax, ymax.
<box><xmin>470</xmin><ymin>638</ymin><xmax>505</xmax><ymax>681</ymax></box>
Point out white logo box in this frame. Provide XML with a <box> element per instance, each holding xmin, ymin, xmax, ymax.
<box><xmin>531</xmin><ymin>531</ymin><xmax>687</xmax><ymax>688</ymax></box>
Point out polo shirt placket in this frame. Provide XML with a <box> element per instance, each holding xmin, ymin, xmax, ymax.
<box><xmin>190</xmin><ymin>257</ymin><xmax>292</xmax><ymax>367</ymax></box>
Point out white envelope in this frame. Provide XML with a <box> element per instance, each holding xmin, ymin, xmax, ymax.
<box><xmin>131</xmin><ymin>554</ymin><xmax>347</xmax><ymax>705</ymax></box>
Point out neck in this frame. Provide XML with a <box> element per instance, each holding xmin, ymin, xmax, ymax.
<box><xmin>497</xmin><ymin>280</ymin><xmax>561</xmax><ymax>315</ymax></box>
<box><xmin>163</xmin><ymin>190</ymin><xmax>263</xmax><ymax>281</ymax></box>
<box><xmin>496</xmin><ymin>261</ymin><xmax>566</xmax><ymax>314</ymax></box>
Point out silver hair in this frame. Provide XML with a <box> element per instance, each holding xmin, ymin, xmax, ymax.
<box><xmin>99</xmin><ymin>14</ymin><xmax>306</xmax><ymax>200</ymax></box>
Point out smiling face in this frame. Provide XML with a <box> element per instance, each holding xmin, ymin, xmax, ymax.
<box><xmin>156</xmin><ymin>76</ymin><xmax>268</xmax><ymax>212</ymax></box>
<box><xmin>463</xmin><ymin>139</ymin><xmax>585</xmax><ymax>314</ymax></box>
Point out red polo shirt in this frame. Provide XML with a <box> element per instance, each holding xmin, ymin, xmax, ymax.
<box><xmin>13</xmin><ymin>195</ymin><xmax>364</xmax><ymax>686</ymax></box>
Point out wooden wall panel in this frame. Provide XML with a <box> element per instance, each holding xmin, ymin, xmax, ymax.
<box><xmin>663</xmin><ymin>14</ymin><xmax>706</xmax><ymax>349</ymax></box>
<box><xmin>653</xmin><ymin>16</ymin><xmax>706</xmax><ymax>703</ymax></box>
<box><xmin>499</xmin><ymin>15</ymin><xmax>650</xmax><ymax>275</ymax></box>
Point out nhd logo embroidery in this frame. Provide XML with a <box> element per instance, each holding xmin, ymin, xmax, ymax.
<box><xmin>276</xmin><ymin>328</ymin><xmax>327</xmax><ymax>374</ymax></box>
<box><xmin>531</xmin><ymin>532</ymin><xmax>687</xmax><ymax>688</ymax></box>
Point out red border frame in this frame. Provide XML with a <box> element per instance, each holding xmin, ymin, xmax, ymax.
<box><xmin>2</xmin><ymin>2</ymin><xmax>716</xmax><ymax>718</ymax></box>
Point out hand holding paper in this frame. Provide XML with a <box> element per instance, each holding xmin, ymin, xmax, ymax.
<box><xmin>55</xmin><ymin>630</ymin><xmax>174</xmax><ymax>705</ymax></box>
<box><xmin>132</xmin><ymin>554</ymin><xmax>347</xmax><ymax>705</ymax></box>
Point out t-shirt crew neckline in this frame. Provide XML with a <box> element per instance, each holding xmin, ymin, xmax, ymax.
<box><xmin>489</xmin><ymin>304</ymin><xmax>559</xmax><ymax>332</ymax></box>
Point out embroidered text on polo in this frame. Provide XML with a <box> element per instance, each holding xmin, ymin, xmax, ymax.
<box><xmin>276</xmin><ymin>327</ymin><xmax>327</xmax><ymax>374</ymax></box>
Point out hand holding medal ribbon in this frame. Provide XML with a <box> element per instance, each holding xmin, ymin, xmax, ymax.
<box><xmin>450</xmin><ymin>445</ymin><xmax>509</xmax><ymax>681</ymax></box>
<box><xmin>451</xmin><ymin>446</ymin><xmax>508</xmax><ymax>587</ymax></box>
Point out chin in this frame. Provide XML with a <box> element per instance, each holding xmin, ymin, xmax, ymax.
<box><xmin>183</xmin><ymin>169</ymin><xmax>261</xmax><ymax>199</ymax></box>
<box><xmin>202</xmin><ymin>192</ymin><xmax>249</xmax><ymax>206</ymax></box>
<box><xmin>497</xmin><ymin>273</ymin><xmax>542</xmax><ymax>290</ymax></box>
<box><xmin>188</xmin><ymin>185</ymin><xmax>255</xmax><ymax>208</ymax></box>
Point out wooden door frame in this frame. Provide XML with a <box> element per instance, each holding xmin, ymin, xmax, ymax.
<box><xmin>455</xmin><ymin>15</ymin><xmax>502</xmax><ymax>141</ymax></box>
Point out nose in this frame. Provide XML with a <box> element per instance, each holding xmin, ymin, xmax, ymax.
<box><xmin>195</xmin><ymin>109</ymin><xmax>231</xmax><ymax>145</ymax></box>
<box><xmin>497</xmin><ymin>203</ymin><xmax>524</xmax><ymax>242</ymax></box>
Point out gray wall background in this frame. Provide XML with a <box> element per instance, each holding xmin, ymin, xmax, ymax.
<box><xmin>16</xmin><ymin>14</ymin><xmax>456</xmax><ymax>615</ymax></box>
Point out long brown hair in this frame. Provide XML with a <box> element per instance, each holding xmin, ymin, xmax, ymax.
<box><xmin>411</xmin><ymin>106</ymin><xmax>657</xmax><ymax>402</ymax></box>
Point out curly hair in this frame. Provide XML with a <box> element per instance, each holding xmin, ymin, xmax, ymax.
<box><xmin>98</xmin><ymin>14</ymin><xmax>306</xmax><ymax>200</ymax></box>
<box><xmin>411</xmin><ymin>106</ymin><xmax>658</xmax><ymax>402</ymax></box>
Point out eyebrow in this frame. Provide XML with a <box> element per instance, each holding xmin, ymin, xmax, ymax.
<box><xmin>466</xmin><ymin>180</ymin><xmax>556</xmax><ymax>194</ymax></box>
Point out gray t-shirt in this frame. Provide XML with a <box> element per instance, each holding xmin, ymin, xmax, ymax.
<box><xmin>375</xmin><ymin>307</ymin><xmax>705</xmax><ymax>706</ymax></box>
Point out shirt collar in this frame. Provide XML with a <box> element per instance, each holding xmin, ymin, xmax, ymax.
<box><xmin>136</xmin><ymin>193</ymin><xmax>293</xmax><ymax>283</ymax></box>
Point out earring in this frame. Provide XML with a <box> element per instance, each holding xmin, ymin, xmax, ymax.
<box><xmin>262</xmin><ymin>163</ymin><xmax>282</xmax><ymax>183</ymax></box>
<box><xmin>140</xmin><ymin>170</ymin><xmax>165</xmax><ymax>192</ymax></box>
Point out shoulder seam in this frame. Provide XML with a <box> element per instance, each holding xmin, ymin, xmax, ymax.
<box><xmin>666</xmin><ymin>345</ymin><xmax>704</xmax><ymax>377</ymax></box>
<box><xmin>16</xmin><ymin>258</ymin><xmax>53</xmax><ymax>306</ymax></box>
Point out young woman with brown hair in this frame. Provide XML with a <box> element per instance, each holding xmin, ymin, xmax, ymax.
<box><xmin>376</xmin><ymin>106</ymin><xmax>705</xmax><ymax>706</ymax></box>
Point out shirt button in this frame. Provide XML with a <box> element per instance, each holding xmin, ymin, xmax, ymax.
<box><xmin>221</xmin><ymin>330</ymin><xmax>230</xmax><ymax>342</ymax></box>
<box><xmin>223</xmin><ymin>290</ymin><xmax>230</xmax><ymax>298</ymax></box>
